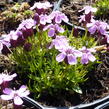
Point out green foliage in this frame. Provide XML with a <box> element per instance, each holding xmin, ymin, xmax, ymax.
<box><xmin>23</xmin><ymin>10</ymin><xmax>33</xmax><ymax>16</ymax></box>
<box><xmin>95</xmin><ymin>0</ymin><xmax>109</xmax><ymax>18</ymax></box>
<box><xmin>10</xmin><ymin>28</ymin><xmax>98</xmax><ymax>98</ymax></box>
<box><xmin>68</xmin><ymin>29</ymin><xmax>97</xmax><ymax>49</ymax></box>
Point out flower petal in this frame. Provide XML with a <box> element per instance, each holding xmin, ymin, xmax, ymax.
<box><xmin>18</xmin><ymin>85</ymin><xmax>27</xmax><ymax>93</ymax></box>
<box><xmin>88</xmin><ymin>53</ymin><xmax>96</xmax><ymax>62</ymax></box>
<box><xmin>99</xmin><ymin>27</ymin><xmax>106</xmax><ymax>35</ymax></box>
<box><xmin>56</xmin><ymin>53</ymin><xmax>66</xmax><ymax>62</ymax></box>
<box><xmin>11</xmin><ymin>73</ymin><xmax>17</xmax><ymax>78</ymax></box>
<box><xmin>81</xmin><ymin>53</ymin><xmax>88</xmax><ymax>64</ymax></box>
<box><xmin>57</xmin><ymin>26</ymin><xmax>64</xmax><ymax>33</ymax></box>
<box><xmin>3</xmin><ymin>88</ymin><xmax>13</xmax><ymax>95</ymax></box>
<box><xmin>48</xmin><ymin>28</ymin><xmax>55</xmax><ymax>37</ymax></box>
<box><xmin>14</xmin><ymin>96</ymin><xmax>23</xmax><ymax>105</ymax></box>
<box><xmin>55</xmin><ymin>16</ymin><xmax>61</xmax><ymax>24</ymax></box>
<box><xmin>88</xmin><ymin>25</ymin><xmax>97</xmax><ymax>34</ymax></box>
<box><xmin>1</xmin><ymin>95</ymin><xmax>13</xmax><ymax>100</ymax></box>
<box><xmin>20</xmin><ymin>90</ymin><xmax>30</xmax><ymax>97</ymax></box>
<box><xmin>67</xmin><ymin>54</ymin><xmax>77</xmax><ymax>65</ymax></box>
<box><xmin>0</xmin><ymin>78</ymin><xmax>3</xmax><ymax>85</ymax></box>
<box><xmin>61</xmin><ymin>14</ymin><xmax>69</xmax><ymax>23</ymax></box>
<box><xmin>74</xmin><ymin>50</ymin><xmax>82</xmax><ymax>57</ymax></box>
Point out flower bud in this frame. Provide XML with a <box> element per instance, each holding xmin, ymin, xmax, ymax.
<box><xmin>73</xmin><ymin>28</ymin><xmax>78</xmax><ymax>37</ymax></box>
<box><xmin>34</xmin><ymin>13</ymin><xmax>40</xmax><ymax>25</ymax></box>
<box><xmin>10</xmin><ymin>39</ymin><xmax>18</xmax><ymax>48</ymax></box>
<box><xmin>85</xmin><ymin>12</ymin><xmax>91</xmax><ymax>23</ymax></box>
<box><xmin>23</xmin><ymin>43</ymin><xmax>32</xmax><ymax>52</ymax></box>
<box><xmin>22</xmin><ymin>28</ymin><xmax>34</xmax><ymax>39</ymax></box>
<box><xmin>2</xmin><ymin>45</ymin><xmax>11</xmax><ymax>55</ymax></box>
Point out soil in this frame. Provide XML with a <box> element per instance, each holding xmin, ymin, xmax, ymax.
<box><xmin>1</xmin><ymin>0</ymin><xmax>109</xmax><ymax>108</ymax></box>
<box><xmin>60</xmin><ymin>0</ymin><xmax>97</xmax><ymax>26</ymax></box>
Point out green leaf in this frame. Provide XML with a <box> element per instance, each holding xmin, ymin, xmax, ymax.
<box><xmin>72</xmin><ymin>85</ymin><xmax>82</xmax><ymax>94</ymax></box>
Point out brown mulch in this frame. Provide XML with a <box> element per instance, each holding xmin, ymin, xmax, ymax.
<box><xmin>60</xmin><ymin>0</ymin><xmax>96</xmax><ymax>25</ymax></box>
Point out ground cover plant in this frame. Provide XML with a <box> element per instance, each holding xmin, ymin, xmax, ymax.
<box><xmin>94</xmin><ymin>0</ymin><xmax>109</xmax><ymax>21</ymax></box>
<box><xmin>0</xmin><ymin>0</ymin><xmax>109</xmax><ymax>108</ymax></box>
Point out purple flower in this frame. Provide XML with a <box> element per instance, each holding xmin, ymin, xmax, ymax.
<box><xmin>48</xmin><ymin>35</ymin><xmax>69</xmax><ymax>49</ymax></box>
<box><xmin>30</xmin><ymin>2</ymin><xmax>52</xmax><ymax>14</ymax></box>
<box><xmin>40</xmin><ymin>14</ymin><xmax>52</xmax><ymax>25</ymax></box>
<box><xmin>8</xmin><ymin>31</ymin><xmax>22</xmax><ymax>47</ymax></box>
<box><xmin>0</xmin><ymin>73</ymin><xmax>17</xmax><ymax>85</ymax></box>
<box><xmin>56</xmin><ymin>46</ymin><xmax>82</xmax><ymax>65</ymax></box>
<box><xmin>30</xmin><ymin>1</ymin><xmax>52</xmax><ymax>10</ymax></box>
<box><xmin>79</xmin><ymin>6</ymin><xmax>97</xmax><ymax>14</ymax></box>
<box><xmin>34</xmin><ymin>13</ymin><xmax>40</xmax><ymax>25</ymax></box>
<box><xmin>8</xmin><ymin>31</ymin><xmax>19</xmax><ymax>41</ymax></box>
<box><xmin>23</xmin><ymin>43</ymin><xmax>32</xmax><ymax>52</ymax></box>
<box><xmin>0</xmin><ymin>34</ymin><xmax>11</xmax><ymax>46</ymax></box>
<box><xmin>80</xmin><ymin>46</ymin><xmax>96</xmax><ymax>64</ymax></box>
<box><xmin>22</xmin><ymin>28</ymin><xmax>34</xmax><ymax>39</ymax></box>
<box><xmin>73</xmin><ymin>27</ymin><xmax>78</xmax><ymax>37</ymax></box>
<box><xmin>87</xmin><ymin>20</ymin><xmax>109</xmax><ymax>35</ymax></box>
<box><xmin>1</xmin><ymin>45</ymin><xmax>11</xmax><ymax>55</ymax></box>
<box><xmin>49</xmin><ymin>11</ymin><xmax>69</xmax><ymax>24</ymax></box>
<box><xmin>17</xmin><ymin>19</ymin><xmax>35</xmax><ymax>39</ymax></box>
<box><xmin>0</xmin><ymin>72</ymin><xmax>17</xmax><ymax>90</ymax></box>
<box><xmin>17</xmin><ymin>18</ymin><xmax>35</xmax><ymax>30</ymax></box>
<box><xmin>43</xmin><ymin>24</ymin><xmax>64</xmax><ymax>37</ymax></box>
<box><xmin>79</xmin><ymin>14</ymin><xmax>94</xmax><ymax>23</ymax></box>
<box><xmin>0</xmin><ymin>34</ymin><xmax>11</xmax><ymax>54</ymax></box>
<box><xmin>1</xmin><ymin>85</ymin><xmax>30</xmax><ymax>105</ymax></box>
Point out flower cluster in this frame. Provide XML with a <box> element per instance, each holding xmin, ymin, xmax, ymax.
<box><xmin>0</xmin><ymin>72</ymin><xmax>17</xmax><ymax>89</ymax></box>
<box><xmin>0</xmin><ymin>71</ymin><xmax>30</xmax><ymax>106</ymax></box>
<box><xmin>79</xmin><ymin>5</ymin><xmax>109</xmax><ymax>44</ymax></box>
<box><xmin>0</xmin><ymin>2</ymin><xmax>98</xmax><ymax>66</ymax></box>
<box><xmin>1</xmin><ymin>85</ymin><xmax>30</xmax><ymax>106</ymax></box>
<box><xmin>49</xmin><ymin>35</ymin><xmax>96</xmax><ymax>65</ymax></box>
<box><xmin>30</xmin><ymin>1</ymin><xmax>52</xmax><ymax>15</ymax></box>
<box><xmin>79</xmin><ymin>6</ymin><xmax>96</xmax><ymax>24</ymax></box>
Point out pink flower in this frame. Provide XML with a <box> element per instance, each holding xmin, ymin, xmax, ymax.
<box><xmin>56</xmin><ymin>46</ymin><xmax>82</xmax><ymax>65</ymax></box>
<box><xmin>30</xmin><ymin>2</ymin><xmax>52</xmax><ymax>15</ymax></box>
<box><xmin>17</xmin><ymin>19</ymin><xmax>35</xmax><ymax>39</ymax></box>
<box><xmin>8</xmin><ymin>31</ymin><xmax>19</xmax><ymax>40</ymax></box>
<box><xmin>40</xmin><ymin>14</ymin><xmax>52</xmax><ymax>25</ymax></box>
<box><xmin>49</xmin><ymin>11</ymin><xmax>69</xmax><ymax>24</ymax></box>
<box><xmin>87</xmin><ymin>20</ymin><xmax>109</xmax><ymax>35</ymax></box>
<box><xmin>0</xmin><ymin>34</ymin><xmax>11</xmax><ymax>53</ymax></box>
<box><xmin>1</xmin><ymin>85</ymin><xmax>30</xmax><ymax>105</ymax></box>
<box><xmin>79</xmin><ymin>6</ymin><xmax>97</xmax><ymax>14</ymax></box>
<box><xmin>79</xmin><ymin>14</ymin><xmax>95</xmax><ymax>23</ymax></box>
<box><xmin>43</xmin><ymin>24</ymin><xmax>64</xmax><ymax>37</ymax></box>
<box><xmin>80</xmin><ymin>46</ymin><xmax>96</xmax><ymax>64</ymax></box>
<box><xmin>17</xmin><ymin>18</ymin><xmax>35</xmax><ymax>30</ymax></box>
<box><xmin>0</xmin><ymin>73</ymin><xmax>17</xmax><ymax>85</ymax></box>
<box><xmin>48</xmin><ymin>35</ymin><xmax>69</xmax><ymax>49</ymax></box>
<box><xmin>30</xmin><ymin>1</ymin><xmax>52</xmax><ymax>10</ymax></box>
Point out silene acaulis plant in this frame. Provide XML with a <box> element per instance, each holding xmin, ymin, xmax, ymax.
<box><xmin>0</xmin><ymin>1</ymin><xmax>109</xmax><ymax>108</ymax></box>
